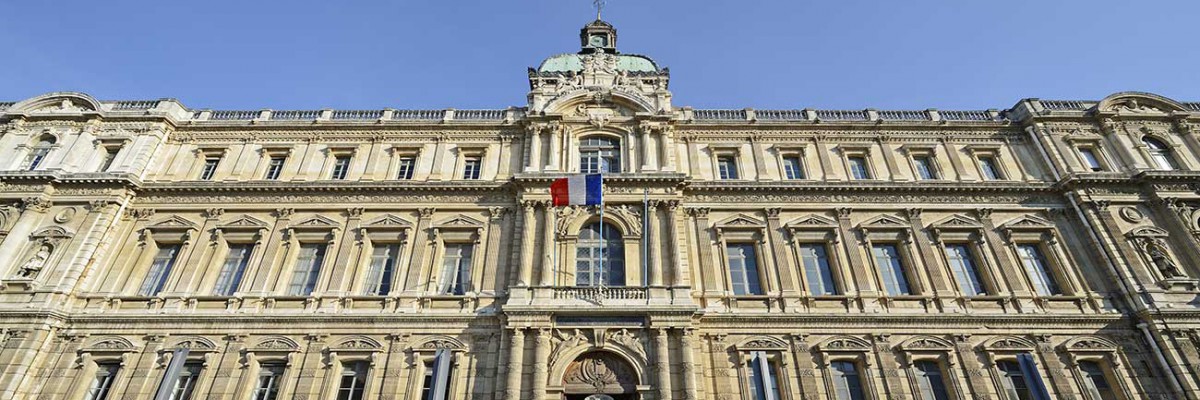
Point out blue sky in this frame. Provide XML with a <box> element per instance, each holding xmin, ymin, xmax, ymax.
<box><xmin>2</xmin><ymin>1</ymin><xmax>1197</xmax><ymax>110</ymax></box>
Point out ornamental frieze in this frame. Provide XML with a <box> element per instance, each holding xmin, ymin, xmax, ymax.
<box><xmin>134</xmin><ymin>193</ymin><xmax>514</xmax><ymax>205</ymax></box>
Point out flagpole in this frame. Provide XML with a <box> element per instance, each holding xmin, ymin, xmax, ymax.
<box><xmin>598</xmin><ymin>173</ymin><xmax>605</xmax><ymax>296</ymax></box>
<box><xmin>552</xmin><ymin>207</ymin><xmax>558</xmax><ymax>287</ymax></box>
<box><xmin>642</xmin><ymin>188</ymin><xmax>649</xmax><ymax>287</ymax></box>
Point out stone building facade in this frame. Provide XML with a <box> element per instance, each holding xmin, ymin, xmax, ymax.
<box><xmin>1</xmin><ymin>18</ymin><xmax>1200</xmax><ymax>400</ymax></box>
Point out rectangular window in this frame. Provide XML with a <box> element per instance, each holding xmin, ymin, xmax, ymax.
<box><xmin>717</xmin><ymin>156</ymin><xmax>739</xmax><ymax>180</ymax></box>
<box><xmin>420</xmin><ymin>351</ymin><xmax>454</xmax><ymax>400</ymax></box>
<box><xmin>84</xmin><ymin>362</ymin><xmax>120</xmax><ymax>400</ymax></box>
<box><xmin>831</xmin><ymin>361</ymin><xmax>866</xmax><ymax>400</ymax></box>
<box><xmin>1079</xmin><ymin>361</ymin><xmax>1115</xmax><ymax>400</ymax></box>
<box><xmin>169</xmin><ymin>362</ymin><xmax>203</xmax><ymax>400</ymax></box>
<box><xmin>138</xmin><ymin>245</ymin><xmax>180</xmax><ymax>296</ymax></box>
<box><xmin>99</xmin><ymin>147</ymin><xmax>120</xmax><ymax>172</ymax></box>
<box><xmin>331</xmin><ymin>156</ymin><xmax>352</xmax><ymax>180</ymax></box>
<box><xmin>439</xmin><ymin>244</ymin><xmax>474</xmax><ymax>295</ymax></box>
<box><xmin>462</xmin><ymin>156</ymin><xmax>482</xmax><ymax>180</ymax></box>
<box><xmin>913</xmin><ymin>156</ymin><xmax>937</xmax><ymax>180</ymax></box>
<box><xmin>1016</xmin><ymin>244</ymin><xmax>1060</xmax><ymax>296</ymax></box>
<box><xmin>997</xmin><ymin>360</ymin><xmax>1033</xmax><ymax>400</ymax></box>
<box><xmin>978</xmin><ymin>156</ymin><xmax>1002</xmax><ymax>180</ymax></box>
<box><xmin>799</xmin><ymin>244</ymin><xmax>837</xmax><ymax>295</ymax></box>
<box><xmin>1079</xmin><ymin>148</ymin><xmax>1104</xmax><ymax>172</ymax></box>
<box><xmin>747</xmin><ymin>352</ymin><xmax>781</xmax><ymax>400</ymax></box>
<box><xmin>264</xmin><ymin>156</ymin><xmax>286</xmax><ymax>180</ymax></box>
<box><xmin>727</xmin><ymin>243</ymin><xmax>763</xmax><ymax>295</ymax></box>
<box><xmin>783</xmin><ymin>156</ymin><xmax>805</xmax><ymax>179</ymax></box>
<box><xmin>945</xmin><ymin>244</ymin><xmax>986</xmax><ymax>296</ymax></box>
<box><xmin>213</xmin><ymin>244</ymin><xmax>253</xmax><ymax>296</ymax></box>
<box><xmin>287</xmin><ymin>244</ymin><xmax>326</xmax><ymax>296</ymax></box>
<box><xmin>913</xmin><ymin>360</ymin><xmax>951</xmax><ymax>400</ymax></box>
<box><xmin>365</xmin><ymin>244</ymin><xmax>400</xmax><ymax>295</ymax></box>
<box><xmin>848</xmin><ymin>156</ymin><xmax>870</xmax><ymax>180</ymax></box>
<box><xmin>337</xmin><ymin>362</ymin><xmax>368</xmax><ymax>400</ymax></box>
<box><xmin>199</xmin><ymin>157</ymin><xmax>221</xmax><ymax>180</ymax></box>
<box><xmin>873</xmin><ymin>244</ymin><xmax>911</xmax><ymax>296</ymax></box>
<box><xmin>396</xmin><ymin>156</ymin><xmax>416</xmax><ymax>180</ymax></box>
<box><xmin>252</xmin><ymin>363</ymin><xmax>286</xmax><ymax>400</ymax></box>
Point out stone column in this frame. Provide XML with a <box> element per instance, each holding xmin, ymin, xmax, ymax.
<box><xmin>904</xmin><ymin>209</ymin><xmax>954</xmax><ymax>296</ymax></box>
<box><xmin>684</xmin><ymin>136</ymin><xmax>700</xmax><ymax>176</ymax></box>
<box><xmin>497</xmin><ymin>136</ymin><xmax>515</xmax><ymax>179</ymax></box>
<box><xmin>505</xmin><ymin>329</ymin><xmax>526</xmax><ymax>400</ymax></box>
<box><xmin>764</xmin><ymin>207</ymin><xmax>800</xmax><ymax>300</ymax></box>
<box><xmin>750</xmin><ymin>136</ymin><xmax>769</xmax><ymax>180</ymax></box>
<box><xmin>654</xmin><ymin>328</ymin><xmax>673</xmax><ymax>400</ymax></box>
<box><xmin>429</xmin><ymin>136</ymin><xmax>447</xmax><ymax>180</ymax></box>
<box><xmin>0</xmin><ymin>328</ymin><xmax>52</xmax><ymax>399</ymax></box>
<box><xmin>870</xmin><ymin>335</ymin><xmax>907</xmax><ymax>399</ymax></box>
<box><xmin>660</xmin><ymin>128</ymin><xmax>677</xmax><ymax>172</ymax></box>
<box><xmin>835</xmin><ymin>208</ymin><xmax>875</xmax><ymax>296</ymax></box>
<box><xmin>814</xmin><ymin>136</ymin><xmax>838</xmax><ymax>181</ymax></box>
<box><xmin>547</xmin><ymin>126</ymin><xmax>562</xmax><ymax>172</ymax></box>
<box><xmin>482</xmin><ymin>207</ymin><xmax>509</xmax><ymax>294</ymax></box>
<box><xmin>641</xmin><ymin>126</ymin><xmax>655</xmax><ymax>172</ymax></box>
<box><xmin>975</xmin><ymin>208</ymin><xmax>1030</xmax><ymax>297</ymax></box>
<box><xmin>291</xmin><ymin>334</ymin><xmax>328</xmax><ymax>400</ymax></box>
<box><xmin>539</xmin><ymin>202</ymin><xmax>555</xmax><ymax>287</ymax></box>
<box><xmin>678</xmin><ymin>329</ymin><xmax>699</xmax><ymax>400</ymax></box>
<box><xmin>118</xmin><ymin>334</ymin><xmax>167</xmax><ymax>398</ymax></box>
<box><xmin>514</xmin><ymin>201</ymin><xmax>537</xmax><ymax>290</ymax></box>
<box><xmin>666</xmin><ymin>201</ymin><xmax>687</xmax><ymax>287</ymax></box>
<box><xmin>689</xmin><ymin>208</ymin><xmax>720</xmax><ymax>297</ymax></box>
<box><xmin>526</xmin><ymin>128</ymin><xmax>542</xmax><ymax>173</ymax></box>
<box><xmin>47</xmin><ymin>200</ymin><xmax>121</xmax><ymax>293</ymax></box>
<box><xmin>878</xmin><ymin>138</ymin><xmax>902</xmax><ymax>180</ymax></box>
<box><xmin>325</xmin><ymin>208</ymin><xmax>365</xmax><ymax>295</ymax></box>
<box><xmin>648</xmin><ymin>201</ymin><xmax>663</xmax><ymax>287</ymax></box>
<box><xmin>531</xmin><ymin>329</ymin><xmax>551</xmax><ymax>400</ymax></box>
<box><xmin>941</xmin><ymin>137</ymin><xmax>970</xmax><ymax>181</ymax></box>
<box><xmin>0</xmin><ymin>197</ymin><xmax>50</xmax><ymax>276</ymax></box>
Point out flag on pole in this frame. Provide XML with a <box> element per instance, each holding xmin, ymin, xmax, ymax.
<box><xmin>550</xmin><ymin>174</ymin><xmax>603</xmax><ymax>207</ymax></box>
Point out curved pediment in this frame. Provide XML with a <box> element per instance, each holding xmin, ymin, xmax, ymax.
<box><xmin>985</xmin><ymin>336</ymin><xmax>1036</xmax><ymax>351</ymax></box>
<box><xmin>169</xmin><ymin>336</ymin><xmax>219</xmax><ymax>352</ymax></box>
<box><xmin>900</xmin><ymin>336</ymin><xmax>954</xmax><ymax>351</ymax></box>
<box><xmin>819</xmin><ymin>336</ymin><xmax>872</xmax><ymax>352</ymax></box>
<box><xmin>30</xmin><ymin>225</ymin><xmax>74</xmax><ymax>239</ymax></box>
<box><xmin>330</xmin><ymin>336</ymin><xmax>382</xmax><ymax>351</ymax></box>
<box><xmin>736</xmin><ymin>336</ymin><xmax>788</xmax><ymax>351</ymax></box>
<box><xmin>251</xmin><ymin>336</ymin><xmax>300</xmax><ymax>352</ymax></box>
<box><xmin>10</xmin><ymin>92</ymin><xmax>102</xmax><ymax>115</ymax></box>
<box><xmin>414</xmin><ymin>335</ymin><xmax>465</xmax><ymax>351</ymax></box>
<box><xmin>1126</xmin><ymin>226</ymin><xmax>1169</xmax><ymax>238</ymax></box>
<box><xmin>1097</xmin><ymin>92</ymin><xmax>1186</xmax><ymax>114</ymax></box>
<box><xmin>541</xmin><ymin>87</ymin><xmax>657</xmax><ymax>116</ymax></box>
<box><xmin>1062</xmin><ymin>336</ymin><xmax>1118</xmax><ymax>352</ymax></box>
<box><xmin>85</xmin><ymin>336</ymin><xmax>136</xmax><ymax>352</ymax></box>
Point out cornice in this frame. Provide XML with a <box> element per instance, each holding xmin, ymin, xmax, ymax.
<box><xmin>137</xmin><ymin>180</ymin><xmax>511</xmax><ymax>193</ymax></box>
<box><xmin>696</xmin><ymin>313</ymin><xmax>1129</xmax><ymax>330</ymax></box>
<box><xmin>685</xmin><ymin>180</ymin><xmax>1055</xmax><ymax>194</ymax></box>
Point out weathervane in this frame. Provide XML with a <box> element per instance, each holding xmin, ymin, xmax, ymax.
<box><xmin>593</xmin><ymin>0</ymin><xmax>606</xmax><ymax>20</ymax></box>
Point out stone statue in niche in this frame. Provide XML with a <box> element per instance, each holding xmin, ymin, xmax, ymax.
<box><xmin>1146</xmin><ymin>239</ymin><xmax>1184</xmax><ymax>278</ymax></box>
<box><xmin>15</xmin><ymin>245</ymin><xmax>51</xmax><ymax>278</ymax></box>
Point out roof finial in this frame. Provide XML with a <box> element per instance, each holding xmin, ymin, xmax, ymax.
<box><xmin>593</xmin><ymin>0</ymin><xmax>606</xmax><ymax>20</ymax></box>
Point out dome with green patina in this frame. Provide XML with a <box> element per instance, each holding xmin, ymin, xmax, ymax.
<box><xmin>536</xmin><ymin>53</ymin><xmax>660</xmax><ymax>73</ymax></box>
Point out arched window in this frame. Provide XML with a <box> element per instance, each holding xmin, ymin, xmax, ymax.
<box><xmin>580</xmin><ymin>136</ymin><xmax>620</xmax><ymax>174</ymax></box>
<box><xmin>1144</xmin><ymin>137</ymin><xmax>1179</xmax><ymax>170</ymax></box>
<box><xmin>22</xmin><ymin>135</ymin><xmax>56</xmax><ymax>170</ymax></box>
<box><xmin>576</xmin><ymin>222</ymin><xmax>624</xmax><ymax>286</ymax></box>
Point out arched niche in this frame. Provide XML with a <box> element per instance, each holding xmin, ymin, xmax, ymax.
<box><xmin>556</xmin><ymin>350</ymin><xmax>643</xmax><ymax>397</ymax></box>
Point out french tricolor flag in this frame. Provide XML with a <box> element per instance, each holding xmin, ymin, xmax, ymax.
<box><xmin>550</xmin><ymin>174</ymin><xmax>603</xmax><ymax>207</ymax></box>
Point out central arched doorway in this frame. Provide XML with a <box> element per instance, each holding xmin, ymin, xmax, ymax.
<box><xmin>562</xmin><ymin>352</ymin><xmax>640</xmax><ymax>400</ymax></box>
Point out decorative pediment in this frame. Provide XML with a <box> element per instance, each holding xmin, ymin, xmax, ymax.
<box><xmin>785</xmin><ymin>214</ymin><xmax>838</xmax><ymax>229</ymax></box>
<box><xmin>928</xmin><ymin>215</ymin><xmax>983</xmax><ymax>230</ymax></box>
<box><xmin>736</xmin><ymin>336</ymin><xmax>788</xmax><ymax>351</ymax></box>
<box><xmin>1097</xmin><ymin>92</ymin><xmax>1186</xmax><ymax>114</ymax></box>
<box><xmin>168</xmin><ymin>336</ymin><xmax>218</xmax><ymax>352</ymax></box>
<box><xmin>985</xmin><ymin>336</ymin><xmax>1036</xmax><ymax>351</ymax></box>
<box><xmin>147</xmin><ymin>215</ymin><xmax>199</xmax><ymax>231</ymax></box>
<box><xmin>433</xmin><ymin>215</ymin><xmax>485</xmax><ymax>229</ymax></box>
<box><xmin>1062</xmin><ymin>337</ymin><xmax>1118</xmax><ymax>352</ymax></box>
<box><xmin>363</xmin><ymin>214</ymin><xmax>414</xmax><ymax>230</ymax></box>
<box><xmin>714</xmin><ymin>214</ymin><xmax>766</xmax><ymax>229</ymax></box>
<box><xmin>858</xmin><ymin>214</ymin><xmax>910</xmax><ymax>230</ymax></box>
<box><xmin>218</xmin><ymin>215</ymin><xmax>269</xmax><ymax>230</ymax></box>
<box><xmin>330</xmin><ymin>336</ymin><xmax>382</xmax><ymax>351</ymax></box>
<box><xmin>11</xmin><ymin>93</ymin><xmax>102</xmax><ymax>114</ymax></box>
<box><xmin>1126</xmin><ymin>226</ymin><xmax>1169</xmax><ymax>239</ymax></box>
<box><xmin>290</xmin><ymin>215</ymin><xmax>340</xmax><ymax>230</ymax></box>
<box><xmin>250</xmin><ymin>336</ymin><xmax>300</xmax><ymax>352</ymax></box>
<box><xmin>819</xmin><ymin>336</ymin><xmax>872</xmax><ymax>352</ymax></box>
<box><xmin>900</xmin><ymin>336</ymin><xmax>954</xmax><ymax>351</ymax></box>
<box><xmin>29</xmin><ymin>225</ymin><xmax>74</xmax><ymax>240</ymax></box>
<box><xmin>999</xmin><ymin>215</ymin><xmax>1054</xmax><ymax>231</ymax></box>
<box><xmin>85</xmin><ymin>336</ymin><xmax>136</xmax><ymax>352</ymax></box>
<box><xmin>415</xmin><ymin>336</ymin><xmax>465</xmax><ymax>351</ymax></box>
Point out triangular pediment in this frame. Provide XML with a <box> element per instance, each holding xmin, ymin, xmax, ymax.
<box><xmin>859</xmin><ymin>214</ymin><xmax>909</xmax><ymax>229</ymax></box>
<box><xmin>364</xmin><ymin>214</ymin><xmax>414</xmax><ymax>229</ymax></box>
<box><xmin>291</xmin><ymin>215</ymin><xmax>339</xmax><ymax>229</ymax></box>
<box><xmin>434</xmin><ymin>215</ymin><xmax>485</xmax><ymax>229</ymax></box>
<box><xmin>929</xmin><ymin>214</ymin><xmax>982</xmax><ymax>229</ymax></box>
<box><xmin>1000</xmin><ymin>215</ymin><xmax>1054</xmax><ymax>230</ymax></box>
<box><xmin>785</xmin><ymin>214</ymin><xmax>837</xmax><ymax>229</ymax></box>
<box><xmin>219</xmin><ymin>215</ymin><xmax>269</xmax><ymax>229</ymax></box>
<box><xmin>147</xmin><ymin>215</ymin><xmax>198</xmax><ymax>230</ymax></box>
<box><xmin>715</xmin><ymin>214</ymin><xmax>766</xmax><ymax>228</ymax></box>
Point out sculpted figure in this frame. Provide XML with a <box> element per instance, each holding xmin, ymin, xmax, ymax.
<box><xmin>1147</xmin><ymin>240</ymin><xmax>1184</xmax><ymax>278</ymax></box>
<box><xmin>16</xmin><ymin>245</ymin><xmax>50</xmax><ymax>278</ymax></box>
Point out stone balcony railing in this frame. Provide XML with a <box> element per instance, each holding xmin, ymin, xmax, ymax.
<box><xmin>185</xmin><ymin>108</ymin><xmax>522</xmax><ymax>123</ymax></box>
<box><xmin>688</xmin><ymin>107</ymin><xmax>1007</xmax><ymax>123</ymax></box>
<box><xmin>550</xmin><ymin>286</ymin><xmax>649</xmax><ymax>304</ymax></box>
